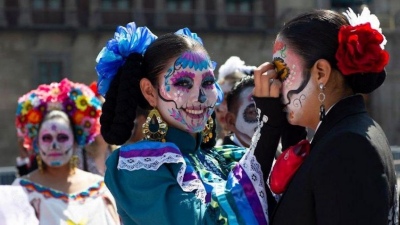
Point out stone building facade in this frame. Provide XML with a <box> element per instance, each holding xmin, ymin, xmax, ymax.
<box><xmin>0</xmin><ymin>0</ymin><xmax>399</xmax><ymax>167</ymax></box>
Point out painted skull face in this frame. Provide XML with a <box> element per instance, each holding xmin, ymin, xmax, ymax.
<box><xmin>38</xmin><ymin>117</ymin><xmax>74</xmax><ymax>167</ymax></box>
<box><xmin>157</xmin><ymin>50</ymin><xmax>218</xmax><ymax>133</ymax></box>
<box><xmin>234</xmin><ymin>86</ymin><xmax>257</xmax><ymax>146</ymax></box>
<box><xmin>273</xmin><ymin>38</ymin><xmax>315</xmax><ymax>125</ymax></box>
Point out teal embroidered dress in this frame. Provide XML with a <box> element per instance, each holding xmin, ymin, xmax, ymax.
<box><xmin>105</xmin><ymin>127</ymin><xmax>268</xmax><ymax>225</ymax></box>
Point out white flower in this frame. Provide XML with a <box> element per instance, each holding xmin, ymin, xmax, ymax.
<box><xmin>174</xmin><ymin>90</ymin><xmax>183</xmax><ymax>102</ymax></box>
<box><xmin>343</xmin><ymin>7</ymin><xmax>387</xmax><ymax>49</ymax></box>
<box><xmin>30</xmin><ymin>97</ymin><xmax>41</xmax><ymax>107</ymax></box>
<box><xmin>218</xmin><ymin>56</ymin><xmax>246</xmax><ymax>81</ymax></box>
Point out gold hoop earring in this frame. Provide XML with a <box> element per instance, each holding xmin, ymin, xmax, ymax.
<box><xmin>69</xmin><ymin>155</ymin><xmax>79</xmax><ymax>174</ymax></box>
<box><xmin>202</xmin><ymin>116</ymin><xmax>214</xmax><ymax>144</ymax></box>
<box><xmin>142</xmin><ymin>108</ymin><xmax>168</xmax><ymax>142</ymax></box>
<box><xmin>36</xmin><ymin>155</ymin><xmax>43</xmax><ymax>173</ymax></box>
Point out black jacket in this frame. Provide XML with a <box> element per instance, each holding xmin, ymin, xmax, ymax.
<box><xmin>271</xmin><ymin>95</ymin><xmax>397</xmax><ymax>225</ymax></box>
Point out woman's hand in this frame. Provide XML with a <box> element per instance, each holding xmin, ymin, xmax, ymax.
<box><xmin>253</xmin><ymin>62</ymin><xmax>282</xmax><ymax>98</ymax></box>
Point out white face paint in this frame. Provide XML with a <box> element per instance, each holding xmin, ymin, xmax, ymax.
<box><xmin>157</xmin><ymin>50</ymin><xmax>218</xmax><ymax>133</ymax></box>
<box><xmin>234</xmin><ymin>87</ymin><xmax>257</xmax><ymax>146</ymax></box>
<box><xmin>38</xmin><ymin>117</ymin><xmax>74</xmax><ymax>167</ymax></box>
<box><xmin>273</xmin><ymin>38</ymin><xmax>316</xmax><ymax>126</ymax></box>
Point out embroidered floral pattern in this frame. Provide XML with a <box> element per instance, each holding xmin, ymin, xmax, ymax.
<box><xmin>19</xmin><ymin>179</ymin><xmax>105</xmax><ymax>204</ymax></box>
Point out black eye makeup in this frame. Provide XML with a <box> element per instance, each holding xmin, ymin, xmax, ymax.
<box><xmin>202</xmin><ymin>76</ymin><xmax>216</xmax><ymax>88</ymax></box>
<box><xmin>57</xmin><ymin>133</ymin><xmax>70</xmax><ymax>143</ymax></box>
<box><xmin>243</xmin><ymin>103</ymin><xmax>258</xmax><ymax>123</ymax></box>
<box><xmin>174</xmin><ymin>77</ymin><xmax>194</xmax><ymax>89</ymax></box>
<box><xmin>42</xmin><ymin>134</ymin><xmax>53</xmax><ymax>143</ymax></box>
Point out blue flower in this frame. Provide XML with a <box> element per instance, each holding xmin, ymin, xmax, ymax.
<box><xmin>175</xmin><ymin>28</ymin><xmax>203</xmax><ymax>45</ymax></box>
<box><xmin>95</xmin><ymin>22</ymin><xmax>157</xmax><ymax>96</ymax></box>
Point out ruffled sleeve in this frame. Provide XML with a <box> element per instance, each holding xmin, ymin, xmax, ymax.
<box><xmin>105</xmin><ymin>140</ymin><xmax>270</xmax><ymax>224</ymax></box>
<box><xmin>104</xmin><ymin>141</ymin><xmax>213</xmax><ymax>225</ymax></box>
<box><xmin>207</xmin><ymin>145</ymin><xmax>269</xmax><ymax>225</ymax></box>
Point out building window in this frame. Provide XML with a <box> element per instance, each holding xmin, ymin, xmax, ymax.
<box><xmin>165</xmin><ymin>0</ymin><xmax>194</xmax><ymax>27</ymax></box>
<box><xmin>38</xmin><ymin>61</ymin><xmax>63</xmax><ymax>84</ymax></box>
<box><xmin>100</xmin><ymin>0</ymin><xmax>132</xmax><ymax>26</ymax></box>
<box><xmin>226</xmin><ymin>0</ymin><xmax>253</xmax><ymax>13</ymax></box>
<box><xmin>31</xmin><ymin>0</ymin><xmax>64</xmax><ymax>25</ymax></box>
<box><xmin>101</xmin><ymin>0</ymin><xmax>131</xmax><ymax>10</ymax></box>
<box><xmin>5</xmin><ymin>0</ymin><xmax>20</xmax><ymax>26</ymax></box>
<box><xmin>225</xmin><ymin>0</ymin><xmax>254</xmax><ymax>28</ymax></box>
<box><xmin>166</xmin><ymin>0</ymin><xmax>192</xmax><ymax>12</ymax></box>
<box><xmin>101</xmin><ymin>0</ymin><xmax>113</xmax><ymax>9</ymax></box>
<box><xmin>33</xmin><ymin>0</ymin><xmax>45</xmax><ymax>9</ymax></box>
<box><xmin>34</xmin><ymin>54</ymin><xmax>70</xmax><ymax>85</ymax></box>
<box><xmin>48</xmin><ymin>0</ymin><xmax>62</xmax><ymax>9</ymax></box>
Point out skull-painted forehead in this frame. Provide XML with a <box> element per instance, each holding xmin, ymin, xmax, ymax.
<box><xmin>272</xmin><ymin>40</ymin><xmax>290</xmax><ymax>82</ymax></box>
<box><xmin>157</xmin><ymin>49</ymin><xmax>220</xmax><ymax>133</ymax></box>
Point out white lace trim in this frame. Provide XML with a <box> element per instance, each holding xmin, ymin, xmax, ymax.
<box><xmin>118</xmin><ymin>152</ymin><xmax>206</xmax><ymax>203</ymax></box>
<box><xmin>239</xmin><ymin>107</ymin><xmax>269</xmax><ymax>221</ymax></box>
<box><xmin>248</xmin><ymin>108</ymin><xmax>268</xmax><ymax>155</ymax></box>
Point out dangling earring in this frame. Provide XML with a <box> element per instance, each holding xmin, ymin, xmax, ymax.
<box><xmin>36</xmin><ymin>155</ymin><xmax>43</xmax><ymax>173</ymax></box>
<box><xmin>202</xmin><ymin>116</ymin><xmax>214</xmax><ymax>143</ymax></box>
<box><xmin>318</xmin><ymin>83</ymin><xmax>326</xmax><ymax>121</ymax></box>
<box><xmin>69</xmin><ymin>155</ymin><xmax>79</xmax><ymax>174</ymax></box>
<box><xmin>142</xmin><ymin>108</ymin><xmax>168</xmax><ymax>142</ymax></box>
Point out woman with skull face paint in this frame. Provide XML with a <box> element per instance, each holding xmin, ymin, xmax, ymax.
<box><xmin>13</xmin><ymin>79</ymin><xmax>120</xmax><ymax>225</ymax></box>
<box><xmin>96</xmin><ymin>22</ymin><xmax>281</xmax><ymax>225</ymax></box>
<box><xmin>254</xmin><ymin>8</ymin><xmax>398</xmax><ymax>224</ymax></box>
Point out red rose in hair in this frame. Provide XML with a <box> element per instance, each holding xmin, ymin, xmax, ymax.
<box><xmin>336</xmin><ymin>23</ymin><xmax>389</xmax><ymax>75</ymax></box>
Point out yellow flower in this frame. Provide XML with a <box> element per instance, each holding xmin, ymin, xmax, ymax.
<box><xmin>273</xmin><ymin>57</ymin><xmax>290</xmax><ymax>82</ymax></box>
<box><xmin>21</xmin><ymin>100</ymin><xmax>32</xmax><ymax>115</ymax></box>
<box><xmin>66</xmin><ymin>218</ymin><xmax>88</xmax><ymax>225</ymax></box>
<box><xmin>75</xmin><ymin>95</ymin><xmax>89</xmax><ymax>111</ymax></box>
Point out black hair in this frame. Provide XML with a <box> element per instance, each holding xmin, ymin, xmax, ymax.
<box><xmin>279</xmin><ymin>9</ymin><xmax>386</xmax><ymax>95</ymax></box>
<box><xmin>100</xmin><ymin>33</ymin><xmax>208</xmax><ymax>145</ymax></box>
<box><xmin>226</xmin><ymin>76</ymin><xmax>255</xmax><ymax>114</ymax></box>
<box><xmin>136</xmin><ymin>105</ymin><xmax>148</xmax><ymax>118</ymax></box>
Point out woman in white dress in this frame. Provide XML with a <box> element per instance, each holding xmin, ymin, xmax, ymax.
<box><xmin>13</xmin><ymin>78</ymin><xmax>120</xmax><ymax>225</ymax></box>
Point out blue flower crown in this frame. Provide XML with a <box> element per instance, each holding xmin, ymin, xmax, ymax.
<box><xmin>95</xmin><ymin>22</ymin><xmax>223</xmax><ymax>104</ymax></box>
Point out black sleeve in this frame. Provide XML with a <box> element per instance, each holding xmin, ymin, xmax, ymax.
<box><xmin>16</xmin><ymin>155</ymin><xmax>38</xmax><ymax>176</ymax></box>
<box><xmin>312</xmin><ymin>133</ymin><xmax>390</xmax><ymax>225</ymax></box>
<box><xmin>252</xmin><ymin>97</ymin><xmax>286</xmax><ymax>217</ymax></box>
<box><xmin>16</xmin><ymin>164</ymin><xmax>29</xmax><ymax>177</ymax></box>
<box><xmin>252</xmin><ymin>96</ymin><xmax>285</xmax><ymax>182</ymax></box>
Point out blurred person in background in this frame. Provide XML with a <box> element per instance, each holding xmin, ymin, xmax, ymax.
<box><xmin>215</xmin><ymin>56</ymin><xmax>256</xmax><ymax>145</ymax></box>
<box><xmin>13</xmin><ymin>79</ymin><xmax>120</xmax><ymax>225</ymax></box>
<box><xmin>76</xmin><ymin>81</ymin><xmax>116</xmax><ymax>176</ymax></box>
<box><xmin>15</xmin><ymin>133</ymin><xmax>38</xmax><ymax>177</ymax></box>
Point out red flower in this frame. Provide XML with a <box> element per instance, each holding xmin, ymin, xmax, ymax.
<box><xmin>336</xmin><ymin>23</ymin><xmax>389</xmax><ymax>75</ymax></box>
<box><xmin>26</xmin><ymin>109</ymin><xmax>42</xmax><ymax>124</ymax></box>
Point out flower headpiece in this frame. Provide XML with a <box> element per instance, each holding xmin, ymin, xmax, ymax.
<box><xmin>15</xmin><ymin>78</ymin><xmax>102</xmax><ymax>152</ymax></box>
<box><xmin>89</xmin><ymin>81</ymin><xmax>101</xmax><ymax>97</ymax></box>
<box><xmin>336</xmin><ymin>7</ymin><xmax>389</xmax><ymax>75</ymax></box>
<box><xmin>95</xmin><ymin>22</ymin><xmax>223</xmax><ymax>105</ymax></box>
<box><xmin>95</xmin><ymin>22</ymin><xmax>158</xmax><ymax>97</ymax></box>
